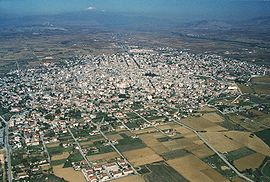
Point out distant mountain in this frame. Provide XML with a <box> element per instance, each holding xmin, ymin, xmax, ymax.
<box><xmin>183</xmin><ymin>20</ymin><xmax>233</xmax><ymax>30</ymax></box>
<box><xmin>0</xmin><ymin>11</ymin><xmax>177</xmax><ymax>30</ymax></box>
<box><xmin>245</xmin><ymin>16</ymin><xmax>270</xmax><ymax>26</ymax></box>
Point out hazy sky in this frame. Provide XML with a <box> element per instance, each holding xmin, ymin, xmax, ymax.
<box><xmin>0</xmin><ymin>0</ymin><xmax>270</xmax><ymax>20</ymax></box>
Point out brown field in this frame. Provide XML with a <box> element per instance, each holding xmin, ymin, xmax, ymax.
<box><xmin>201</xmin><ymin>132</ymin><xmax>243</xmax><ymax>153</ymax></box>
<box><xmin>234</xmin><ymin>153</ymin><xmax>266</xmax><ymax>171</ymax></box>
<box><xmin>181</xmin><ymin>116</ymin><xmax>226</xmax><ymax>132</ymax></box>
<box><xmin>0</xmin><ymin>153</ymin><xmax>4</xmax><ymax>163</ymax></box>
<box><xmin>123</xmin><ymin>147</ymin><xmax>163</xmax><ymax>167</ymax></box>
<box><xmin>175</xmin><ymin>126</ymin><xmax>193</xmax><ymax>135</ymax></box>
<box><xmin>46</xmin><ymin>142</ymin><xmax>60</xmax><ymax>148</ymax></box>
<box><xmin>237</xmin><ymin>84</ymin><xmax>253</xmax><ymax>94</ymax></box>
<box><xmin>252</xmin><ymin>76</ymin><xmax>270</xmax><ymax>83</ymax></box>
<box><xmin>225</xmin><ymin>131</ymin><xmax>270</xmax><ymax>156</ymax></box>
<box><xmin>140</xmin><ymin>133</ymin><xmax>169</xmax><ymax>154</ymax></box>
<box><xmin>167</xmin><ymin>155</ymin><xmax>227</xmax><ymax>182</ymax></box>
<box><xmin>201</xmin><ymin>113</ymin><xmax>224</xmax><ymax>123</ymax></box>
<box><xmin>182</xmin><ymin>117</ymin><xmax>216</xmax><ymax>131</ymax></box>
<box><xmin>112</xmin><ymin>175</ymin><xmax>145</xmax><ymax>182</ymax></box>
<box><xmin>187</xmin><ymin>144</ymin><xmax>215</xmax><ymax>158</ymax></box>
<box><xmin>51</xmin><ymin>152</ymin><xmax>69</xmax><ymax>161</ymax></box>
<box><xmin>156</xmin><ymin>123</ymin><xmax>180</xmax><ymax>130</ymax></box>
<box><xmin>204</xmin><ymin>125</ymin><xmax>228</xmax><ymax>132</ymax></box>
<box><xmin>53</xmin><ymin>165</ymin><xmax>85</xmax><ymax>182</ymax></box>
<box><xmin>80</xmin><ymin>140</ymin><xmax>93</xmax><ymax>147</ymax></box>
<box><xmin>231</xmin><ymin>177</ymin><xmax>246</xmax><ymax>182</ymax></box>
<box><xmin>199</xmin><ymin>106</ymin><xmax>216</xmax><ymax>112</ymax></box>
<box><xmin>134</xmin><ymin>127</ymin><xmax>157</xmax><ymax>135</ymax></box>
<box><xmin>201</xmin><ymin>168</ymin><xmax>229</xmax><ymax>182</ymax></box>
<box><xmin>107</xmin><ymin>134</ymin><xmax>124</xmax><ymax>141</ymax></box>
<box><xmin>87</xmin><ymin>151</ymin><xmax>119</xmax><ymax>162</ymax></box>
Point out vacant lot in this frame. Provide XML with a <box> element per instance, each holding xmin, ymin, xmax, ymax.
<box><xmin>167</xmin><ymin>154</ymin><xmax>228</xmax><ymax>182</ymax></box>
<box><xmin>234</xmin><ymin>153</ymin><xmax>265</xmax><ymax>171</ymax></box>
<box><xmin>123</xmin><ymin>147</ymin><xmax>163</xmax><ymax>167</ymax></box>
<box><xmin>143</xmin><ymin>163</ymin><xmax>188</xmax><ymax>182</ymax></box>
<box><xmin>53</xmin><ymin>165</ymin><xmax>85</xmax><ymax>182</ymax></box>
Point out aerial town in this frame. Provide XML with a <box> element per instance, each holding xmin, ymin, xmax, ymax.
<box><xmin>0</xmin><ymin>46</ymin><xmax>270</xmax><ymax>182</ymax></box>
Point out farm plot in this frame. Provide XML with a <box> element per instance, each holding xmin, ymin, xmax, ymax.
<box><xmin>123</xmin><ymin>147</ymin><xmax>163</xmax><ymax>167</ymax></box>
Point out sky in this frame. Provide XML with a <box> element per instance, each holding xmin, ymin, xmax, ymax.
<box><xmin>0</xmin><ymin>0</ymin><xmax>270</xmax><ymax>21</ymax></box>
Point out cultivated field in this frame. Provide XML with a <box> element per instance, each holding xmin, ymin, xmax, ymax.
<box><xmin>234</xmin><ymin>153</ymin><xmax>266</xmax><ymax>171</ymax></box>
<box><xmin>143</xmin><ymin>163</ymin><xmax>188</xmax><ymax>182</ymax></box>
<box><xmin>182</xmin><ymin>116</ymin><xmax>227</xmax><ymax>132</ymax></box>
<box><xmin>167</xmin><ymin>154</ymin><xmax>228</xmax><ymax>182</ymax></box>
<box><xmin>225</xmin><ymin>131</ymin><xmax>270</xmax><ymax>156</ymax></box>
<box><xmin>186</xmin><ymin>144</ymin><xmax>215</xmax><ymax>158</ymax></box>
<box><xmin>162</xmin><ymin>138</ymin><xmax>195</xmax><ymax>151</ymax></box>
<box><xmin>201</xmin><ymin>132</ymin><xmax>243</xmax><ymax>153</ymax></box>
<box><xmin>123</xmin><ymin>147</ymin><xmax>163</xmax><ymax>167</ymax></box>
<box><xmin>140</xmin><ymin>133</ymin><xmax>169</xmax><ymax>154</ymax></box>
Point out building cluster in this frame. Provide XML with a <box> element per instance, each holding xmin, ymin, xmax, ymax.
<box><xmin>82</xmin><ymin>158</ymin><xmax>134</xmax><ymax>182</ymax></box>
<box><xmin>0</xmin><ymin>46</ymin><xmax>268</xmax><ymax>181</ymax></box>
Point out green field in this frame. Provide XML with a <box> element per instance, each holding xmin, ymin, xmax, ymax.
<box><xmin>262</xmin><ymin>161</ymin><xmax>270</xmax><ymax>178</ymax></box>
<box><xmin>143</xmin><ymin>163</ymin><xmax>188</xmax><ymax>182</ymax></box>
<box><xmin>225</xmin><ymin>147</ymin><xmax>255</xmax><ymax>161</ymax></box>
<box><xmin>47</xmin><ymin>145</ymin><xmax>72</xmax><ymax>155</ymax></box>
<box><xmin>256</xmin><ymin>129</ymin><xmax>270</xmax><ymax>147</ymax></box>
<box><xmin>116</xmin><ymin>133</ymin><xmax>146</xmax><ymax>152</ymax></box>
<box><xmin>203</xmin><ymin>154</ymin><xmax>236</xmax><ymax>179</ymax></box>
<box><xmin>161</xmin><ymin>149</ymin><xmax>190</xmax><ymax>160</ymax></box>
<box><xmin>29</xmin><ymin>174</ymin><xmax>67</xmax><ymax>182</ymax></box>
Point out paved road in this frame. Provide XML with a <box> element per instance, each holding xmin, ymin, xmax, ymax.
<box><xmin>68</xmin><ymin>128</ymin><xmax>92</xmax><ymax>167</ymax></box>
<box><xmin>155</xmin><ymin>110</ymin><xmax>254</xmax><ymax>182</ymax></box>
<box><xmin>114</xmin><ymin>116</ymin><xmax>134</xmax><ymax>133</ymax></box>
<box><xmin>0</xmin><ymin>115</ymin><xmax>13</xmax><ymax>182</ymax></box>
<box><xmin>133</xmin><ymin>111</ymin><xmax>168</xmax><ymax>136</ymax></box>
<box><xmin>40</xmin><ymin>133</ymin><xmax>51</xmax><ymax>164</ymax></box>
<box><xmin>99</xmin><ymin>118</ymin><xmax>138</xmax><ymax>175</ymax></box>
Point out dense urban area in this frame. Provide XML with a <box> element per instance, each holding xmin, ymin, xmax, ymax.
<box><xmin>0</xmin><ymin>45</ymin><xmax>270</xmax><ymax>182</ymax></box>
